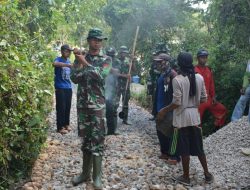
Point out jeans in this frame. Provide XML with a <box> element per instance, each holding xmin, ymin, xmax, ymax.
<box><xmin>231</xmin><ymin>86</ymin><xmax>250</xmax><ymax>122</ymax></box>
<box><xmin>55</xmin><ymin>88</ymin><xmax>72</xmax><ymax>131</ymax></box>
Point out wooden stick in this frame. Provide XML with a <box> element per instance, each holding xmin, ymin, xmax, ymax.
<box><xmin>119</xmin><ymin>26</ymin><xmax>140</xmax><ymax>119</ymax></box>
<box><xmin>125</xmin><ymin>26</ymin><xmax>140</xmax><ymax>92</ymax></box>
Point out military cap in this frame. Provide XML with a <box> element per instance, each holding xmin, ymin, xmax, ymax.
<box><xmin>154</xmin><ymin>43</ymin><xmax>169</xmax><ymax>54</ymax></box>
<box><xmin>119</xmin><ymin>46</ymin><xmax>129</xmax><ymax>53</ymax></box>
<box><xmin>197</xmin><ymin>49</ymin><xmax>209</xmax><ymax>57</ymax></box>
<box><xmin>87</xmin><ymin>28</ymin><xmax>107</xmax><ymax>40</ymax></box>
<box><xmin>106</xmin><ymin>47</ymin><xmax>116</xmax><ymax>56</ymax></box>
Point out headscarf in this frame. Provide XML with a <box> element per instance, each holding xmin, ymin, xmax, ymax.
<box><xmin>177</xmin><ymin>52</ymin><xmax>196</xmax><ymax>97</ymax></box>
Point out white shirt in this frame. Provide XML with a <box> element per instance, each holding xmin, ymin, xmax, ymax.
<box><xmin>172</xmin><ymin>74</ymin><xmax>207</xmax><ymax>128</ymax></box>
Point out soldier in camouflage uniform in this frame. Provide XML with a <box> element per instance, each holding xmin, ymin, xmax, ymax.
<box><xmin>116</xmin><ymin>46</ymin><xmax>135</xmax><ymax>125</ymax></box>
<box><xmin>105</xmin><ymin>47</ymin><xmax>121</xmax><ymax>135</ymax></box>
<box><xmin>70</xmin><ymin>28</ymin><xmax>111</xmax><ymax>190</ymax></box>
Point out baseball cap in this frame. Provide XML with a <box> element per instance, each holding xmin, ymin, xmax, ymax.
<box><xmin>153</xmin><ymin>53</ymin><xmax>171</xmax><ymax>61</ymax></box>
<box><xmin>197</xmin><ymin>49</ymin><xmax>209</xmax><ymax>57</ymax></box>
<box><xmin>61</xmin><ymin>44</ymin><xmax>73</xmax><ymax>51</ymax></box>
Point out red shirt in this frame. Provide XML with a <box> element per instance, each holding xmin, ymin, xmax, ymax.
<box><xmin>195</xmin><ymin>65</ymin><xmax>215</xmax><ymax>99</ymax></box>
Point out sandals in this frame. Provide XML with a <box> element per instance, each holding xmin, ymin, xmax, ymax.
<box><xmin>165</xmin><ymin>158</ymin><xmax>178</xmax><ymax>165</ymax></box>
<box><xmin>64</xmin><ymin>125</ymin><xmax>72</xmax><ymax>131</ymax></box>
<box><xmin>172</xmin><ymin>173</ymin><xmax>214</xmax><ymax>186</ymax></box>
<box><xmin>172</xmin><ymin>175</ymin><xmax>190</xmax><ymax>186</ymax></box>
<box><xmin>57</xmin><ymin>128</ymin><xmax>68</xmax><ymax>134</ymax></box>
<box><xmin>159</xmin><ymin>154</ymin><xmax>169</xmax><ymax>160</ymax></box>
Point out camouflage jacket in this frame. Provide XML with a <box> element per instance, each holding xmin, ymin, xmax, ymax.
<box><xmin>149</xmin><ymin>61</ymin><xmax>161</xmax><ymax>87</ymax></box>
<box><xmin>118</xmin><ymin>57</ymin><xmax>130</xmax><ymax>86</ymax></box>
<box><xmin>86</xmin><ymin>52</ymin><xmax>111</xmax><ymax>77</ymax></box>
<box><xmin>112</xmin><ymin>57</ymin><xmax>121</xmax><ymax>70</ymax></box>
<box><xmin>70</xmin><ymin>52</ymin><xmax>111</xmax><ymax>110</ymax></box>
<box><xmin>104</xmin><ymin>57</ymin><xmax>121</xmax><ymax>100</ymax></box>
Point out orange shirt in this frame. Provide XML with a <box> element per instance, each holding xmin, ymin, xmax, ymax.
<box><xmin>195</xmin><ymin>65</ymin><xmax>215</xmax><ymax>99</ymax></box>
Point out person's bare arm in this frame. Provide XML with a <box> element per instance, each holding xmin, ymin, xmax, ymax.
<box><xmin>200</xmin><ymin>76</ymin><xmax>208</xmax><ymax>103</ymax></box>
<box><xmin>118</xmin><ymin>73</ymin><xmax>130</xmax><ymax>78</ymax></box>
<box><xmin>52</xmin><ymin>61</ymin><xmax>71</xmax><ymax>68</ymax></box>
<box><xmin>156</xmin><ymin>103</ymin><xmax>179</xmax><ymax>122</ymax></box>
<box><xmin>131</xmin><ymin>56</ymin><xmax>137</xmax><ymax>72</ymax></box>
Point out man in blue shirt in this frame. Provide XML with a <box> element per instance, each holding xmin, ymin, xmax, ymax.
<box><xmin>154</xmin><ymin>53</ymin><xmax>179</xmax><ymax>164</ymax></box>
<box><xmin>53</xmin><ymin>44</ymin><xmax>73</xmax><ymax>134</ymax></box>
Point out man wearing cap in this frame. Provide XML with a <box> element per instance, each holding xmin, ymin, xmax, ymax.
<box><xmin>195</xmin><ymin>49</ymin><xmax>227</xmax><ymax>130</ymax></box>
<box><xmin>149</xmin><ymin>43</ymin><xmax>169</xmax><ymax>121</ymax></box>
<box><xmin>52</xmin><ymin>44</ymin><xmax>73</xmax><ymax>134</ymax></box>
<box><xmin>70</xmin><ymin>28</ymin><xmax>111</xmax><ymax>189</ymax></box>
<box><xmin>153</xmin><ymin>53</ymin><xmax>180</xmax><ymax>164</ymax></box>
<box><xmin>116</xmin><ymin>45</ymin><xmax>136</xmax><ymax>125</ymax></box>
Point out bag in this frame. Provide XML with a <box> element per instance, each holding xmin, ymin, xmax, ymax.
<box><xmin>156</xmin><ymin>111</ymin><xmax>173</xmax><ymax>137</ymax></box>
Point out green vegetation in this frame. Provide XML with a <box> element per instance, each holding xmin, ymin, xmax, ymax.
<box><xmin>1</xmin><ymin>0</ymin><xmax>250</xmax><ymax>188</ymax></box>
<box><xmin>0</xmin><ymin>1</ymin><xmax>54</xmax><ymax>188</ymax></box>
<box><xmin>131</xmin><ymin>86</ymin><xmax>151</xmax><ymax>110</ymax></box>
<box><xmin>0</xmin><ymin>0</ymin><xmax>107</xmax><ymax>188</ymax></box>
<box><xmin>104</xmin><ymin>0</ymin><xmax>250</xmax><ymax>132</ymax></box>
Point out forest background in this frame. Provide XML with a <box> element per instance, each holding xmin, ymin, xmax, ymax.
<box><xmin>0</xmin><ymin>0</ymin><xmax>249</xmax><ymax>188</ymax></box>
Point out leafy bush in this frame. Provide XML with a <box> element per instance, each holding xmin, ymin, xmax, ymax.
<box><xmin>0</xmin><ymin>1</ymin><xmax>54</xmax><ymax>188</ymax></box>
<box><xmin>131</xmin><ymin>87</ymin><xmax>152</xmax><ymax>110</ymax></box>
<box><xmin>0</xmin><ymin>51</ymin><xmax>54</xmax><ymax>188</ymax></box>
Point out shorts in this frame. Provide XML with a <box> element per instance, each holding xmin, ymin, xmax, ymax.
<box><xmin>170</xmin><ymin>126</ymin><xmax>205</xmax><ymax>156</ymax></box>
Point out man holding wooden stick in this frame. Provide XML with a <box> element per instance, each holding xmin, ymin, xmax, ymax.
<box><xmin>116</xmin><ymin>26</ymin><xmax>139</xmax><ymax>125</ymax></box>
<box><xmin>116</xmin><ymin>45</ymin><xmax>136</xmax><ymax>125</ymax></box>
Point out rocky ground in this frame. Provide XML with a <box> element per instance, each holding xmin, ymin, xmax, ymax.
<box><xmin>21</xmin><ymin>92</ymin><xmax>250</xmax><ymax>190</ymax></box>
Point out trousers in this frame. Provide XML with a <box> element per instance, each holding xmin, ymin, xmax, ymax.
<box><xmin>55</xmin><ymin>88</ymin><xmax>72</xmax><ymax>131</ymax></box>
<box><xmin>231</xmin><ymin>86</ymin><xmax>250</xmax><ymax>122</ymax></box>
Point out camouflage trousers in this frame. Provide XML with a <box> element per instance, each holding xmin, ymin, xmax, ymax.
<box><xmin>106</xmin><ymin>99</ymin><xmax>118</xmax><ymax>134</ymax></box>
<box><xmin>115</xmin><ymin>87</ymin><xmax>130</xmax><ymax>121</ymax></box>
<box><xmin>77</xmin><ymin>108</ymin><xmax>106</xmax><ymax>156</ymax></box>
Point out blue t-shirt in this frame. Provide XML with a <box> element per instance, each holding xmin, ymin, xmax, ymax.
<box><xmin>54</xmin><ymin>57</ymin><xmax>72</xmax><ymax>89</ymax></box>
<box><xmin>156</xmin><ymin>74</ymin><xmax>166</xmax><ymax>112</ymax></box>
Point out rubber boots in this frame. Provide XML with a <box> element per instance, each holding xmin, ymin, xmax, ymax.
<box><xmin>106</xmin><ymin>101</ymin><xmax>115</xmax><ymax>135</ymax></box>
<box><xmin>72</xmin><ymin>152</ymin><xmax>92</xmax><ymax>186</ymax></box>
<box><xmin>107</xmin><ymin>116</ymin><xmax>115</xmax><ymax>135</ymax></box>
<box><xmin>92</xmin><ymin>155</ymin><xmax>103</xmax><ymax>190</ymax></box>
<box><xmin>122</xmin><ymin>107</ymin><xmax>132</xmax><ymax>125</ymax></box>
<box><xmin>113</xmin><ymin>116</ymin><xmax>120</xmax><ymax>135</ymax></box>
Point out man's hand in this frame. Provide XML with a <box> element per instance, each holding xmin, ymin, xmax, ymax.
<box><xmin>240</xmin><ymin>87</ymin><xmax>246</xmax><ymax>95</ymax></box>
<box><xmin>73</xmin><ymin>48</ymin><xmax>81</xmax><ymax>55</ymax></box>
<box><xmin>126</xmin><ymin>74</ymin><xmax>131</xmax><ymax>81</ymax></box>
<box><xmin>67</xmin><ymin>64</ymin><xmax>72</xmax><ymax>68</ymax></box>
<box><xmin>73</xmin><ymin>48</ymin><xmax>89</xmax><ymax>68</ymax></box>
<box><xmin>156</xmin><ymin>103</ymin><xmax>179</xmax><ymax>122</ymax></box>
<box><xmin>156</xmin><ymin>110</ymin><xmax>165</xmax><ymax>122</ymax></box>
